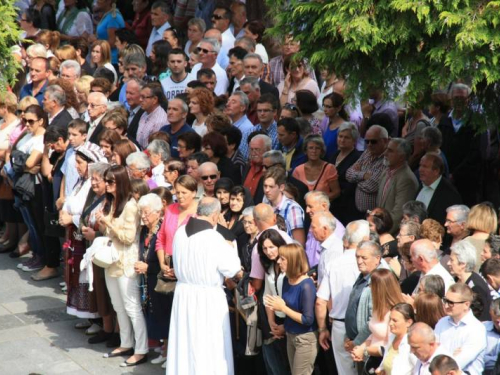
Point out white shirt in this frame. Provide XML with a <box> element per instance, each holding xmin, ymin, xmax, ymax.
<box><xmin>413</xmin><ymin>344</ymin><xmax>452</xmax><ymax>375</ymax></box>
<box><xmin>88</xmin><ymin>113</ymin><xmax>105</xmax><ymax>140</ymax></box>
<box><xmin>434</xmin><ymin>310</ymin><xmax>487</xmax><ymax>375</ymax></box>
<box><xmin>317</xmin><ymin>248</ymin><xmax>360</xmax><ymax>320</ymax></box>
<box><xmin>160</xmin><ymin>73</ymin><xmax>194</xmax><ymax>100</ymax></box>
<box><xmin>48</xmin><ymin>108</ymin><xmax>64</xmax><ymax>125</ymax></box>
<box><xmin>416</xmin><ymin>176</ymin><xmax>442</xmax><ymax>208</ymax></box>
<box><xmin>263</xmin><ymin>265</ymin><xmax>286</xmax><ymax>318</ymax></box>
<box><xmin>190</xmin><ymin>62</ymin><xmax>229</xmax><ymax>96</ymax></box>
<box><xmin>483</xmin><ymin>321</ymin><xmax>500</xmax><ymax>370</ymax></box>
<box><xmin>317</xmin><ymin>233</ymin><xmax>343</xmax><ymax>285</ymax></box>
<box><xmin>221</xmin><ymin>28</ymin><xmax>235</xmax><ymax>52</ymax></box>
<box><xmin>151</xmin><ymin>163</ymin><xmax>170</xmax><ymax>188</ymax></box>
<box><xmin>146</xmin><ymin>21</ymin><xmax>171</xmax><ymax>56</ymax></box>
<box><xmin>414</xmin><ymin>262</ymin><xmax>455</xmax><ymax>294</ymax></box>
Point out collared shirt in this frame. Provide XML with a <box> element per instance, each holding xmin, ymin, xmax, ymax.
<box><xmin>240</xmin><ymin>121</ymin><xmax>279</xmax><ymax>160</ymax></box>
<box><xmin>268</xmin><ymin>55</ymin><xmax>316</xmax><ymax>88</ymax></box>
<box><xmin>317</xmin><ymin>233</ymin><xmax>344</xmax><ymax>285</ymax></box>
<box><xmin>229</xmin><ymin>23</ymin><xmax>246</xmax><ymax>39</ymax></box>
<box><xmin>263</xmin><ymin>194</ymin><xmax>304</xmax><ymax>235</ymax></box>
<box><xmin>317</xmin><ymin>248</ymin><xmax>359</xmax><ymax>320</ymax></box>
<box><xmin>345</xmin><ymin>272</ymin><xmax>371</xmax><ymax>339</ymax></box>
<box><xmin>380</xmin><ymin>165</ymin><xmax>403</xmax><ymax>203</ymax></box>
<box><xmin>146</xmin><ymin>21</ymin><xmax>171</xmax><ymax>56</ymax></box>
<box><xmin>305</xmin><ymin>220</ymin><xmax>345</xmax><ymax>269</ymax></box>
<box><xmin>151</xmin><ymin>163</ymin><xmax>170</xmax><ymax>188</ymax></box>
<box><xmin>19</xmin><ymin>80</ymin><xmax>48</xmax><ymax>106</ymax></box>
<box><xmin>243</xmin><ymin>163</ymin><xmax>263</xmax><ymax>197</ymax></box>
<box><xmin>232</xmin><ymin>114</ymin><xmax>254</xmax><ymax>135</ymax></box>
<box><xmin>231</xmin><ymin>75</ymin><xmax>245</xmax><ymax>94</ymax></box>
<box><xmin>416</xmin><ymin>175</ymin><xmax>442</xmax><ymax>208</ymax></box>
<box><xmin>413</xmin><ymin>345</ymin><xmax>451</xmax><ymax>375</ymax></box>
<box><xmin>483</xmin><ymin>321</ymin><xmax>500</xmax><ymax>370</ymax></box>
<box><xmin>48</xmin><ymin>107</ymin><xmax>64</xmax><ymax>125</ymax></box>
<box><xmin>345</xmin><ymin>150</ymin><xmax>386</xmax><ymax>212</ymax></box>
<box><xmin>434</xmin><ymin>310</ymin><xmax>487</xmax><ymax>375</ymax></box>
<box><xmin>221</xmin><ymin>27</ymin><xmax>235</xmax><ymax>52</ymax></box>
<box><xmin>128</xmin><ymin>106</ymin><xmax>141</xmax><ymax>125</ymax></box>
<box><xmin>373</xmin><ymin>100</ymin><xmax>399</xmax><ymax>137</ymax></box>
<box><xmin>136</xmin><ymin>105</ymin><xmax>168</xmax><ymax>149</ymax></box>
<box><xmin>449</xmin><ymin>109</ymin><xmax>465</xmax><ymax>133</ymax></box>
<box><xmin>88</xmin><ymin>113</ymin><xmax>105</xmax><ymax>140</ymax></box>
<box><xmin>413</xmin><ymin>262</ymin><xmax>455</xmax><ymax>295</ymax></box>
<box><xmin>190</xmin><ymin>62</ymin><xmax>229</xmax><ymax>95</ymax></box>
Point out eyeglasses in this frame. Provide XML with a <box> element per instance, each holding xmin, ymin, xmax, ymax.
<box><xmin>283</xmin><ymin>103</ymin><xmax>298</xmax><ymax>111</ymax></box>
<box><xmin>24</xmin><ymin>118</ymin><xmax>40</xmax><ymax>125</ymax></box>
<box><xmin>90</xmin><ymin>177</ymin><xmax>103</xmax><ymax>183</ymax></box>
<box><xmin>445</xmin><ymin>219</ymin><xmax>458</xmax><ymax>224</ymax></box>
<box><xmin>396</xmin><ymin>233</ymin><xmax>410</xmax><ymax>238</ymax></box>
<box><xmin>263</xmin><ymin>163</ymin><xmax>280</xmax><ymax>170</ymax></box>
<box><xmin>442</xmin><ymin>298</ymin><xmax>468</xmax><ymax>307</ymax></box>
<box><xmin>365</xmin><ymin>139</ymin><xmax>379</xmax><ymax>145</ymax></box>
<box><xmin>140</xmin><ymin>95</ymin><xmax>154</xmax><ymax>100</ymax></box>
<box><xmin>201</xmin><ymin>174</ymin><xmax>218</xmax><ymax>181</ymax></box>
<box><xmin>197</xmin><ymin>47</ymin><xmax>215</xmax><ymax>54</ymax></box>
<box><xmin>211</xmin><ymin>14</ymin><xmax>224</xmax><ymax>20</ymax></box>
<box><xmin>88</xmin><ymin>103</ymin><xmax>105</xmax><ymax>109</ymax></box>
<box><xmin>104</xmin><ymin>179</ymin><xmax>116</xmax><ymax>185</ymax></box>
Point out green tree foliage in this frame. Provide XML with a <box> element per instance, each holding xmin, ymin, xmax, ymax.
<box><xmin>266</xmin><ymin>0</ymin><xmax>500</xmax><ymax>127</ymax></box>
<box><xmin>0</xmin><ymin>0</ymin><xmax>23</xmax><ymax>92</ymax></box>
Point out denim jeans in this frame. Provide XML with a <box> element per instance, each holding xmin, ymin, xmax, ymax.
<box><xmin>14</xmin><ymin>195</ymin><xmax>43</xmax><ymax>256</ymax></box>
<box><xmin>262</xmin><ymin>337</ymin><xmax>291</xmax><ymax>375</ymax></box>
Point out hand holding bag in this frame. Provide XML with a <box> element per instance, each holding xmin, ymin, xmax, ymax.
<box><xmin>154</xmin><ymin>254</ymin><xmax>177</xmax><ymax>294</ymax></box>
<box><xmin>91</xmin><ymin>236</ymin><xmax>119</xmax><ymax>269</ymax></box>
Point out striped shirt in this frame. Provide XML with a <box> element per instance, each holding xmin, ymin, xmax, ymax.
<box><xmin>136</xmin><ymin>105</ymin><xmax>168</xmax><ymax>149</ymax></box>
<box><xmin>263</xmin><ymin>194</ymin><xmax>304</xmax><ymax>234</ymax></box>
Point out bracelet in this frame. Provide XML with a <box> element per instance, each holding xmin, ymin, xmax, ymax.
<box><xmin>363</xmin><ymin>347</ymin><xmax>369</xmax><ymax>358</ymax></box>
<box><xmin>282</xmin><ymin>91</ymin><xmax>289</xmax><ymax>95</ymax></box>
<box><xmin>318</xmin><ymin>327</ymin><xmax>328</xmax><ymax>332</ymax></box>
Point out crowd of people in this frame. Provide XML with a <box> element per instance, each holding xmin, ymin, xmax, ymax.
<box><xmin>3</xmin><ymin>0</ymin><xmax>500</xmax><ymax>374</ymax></box>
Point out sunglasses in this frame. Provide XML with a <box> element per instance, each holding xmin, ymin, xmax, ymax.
<box><xmin>197</xmin><ymin>47</ymin><xmax>215</xmax><ymax>54</ymax></box>
<box><xmin>442</xmin><ymin>298</ymin><xmax>468</xmax><ymax>307</ymax></box>
<box><xmin>263</xmin><ymin>163</ymin><xmax>280</xmax><ymax>170</ymax></box>
<box><xmin>24</xmin><ymin>118</ymin><xmax>39</xmax><ymax>125</ymax></box>
<box><xmin>104</xmin><ymin>179</ymin><xmax>116</xmax><ymax>185</ymax></box>
<box><xmin>211</xmin><ymin>14</ymin><xmax>224</xmax><ymax>20</ymax></box>
<box><xmin>283</xmin><ymin>103</ymin><xmax>298</xmax><ymax>111</ymax></box>
<box><xmin>365</xmin><ymin>139</ymin><xmax>379</xmax><ymax>145</ymax></box>
<box><xmin>201</xmin><ymin>174</ymin><xmax>217</xmax><ymax>181</ymax></box>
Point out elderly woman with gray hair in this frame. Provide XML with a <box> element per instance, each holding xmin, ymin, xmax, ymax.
<box><xmin>329</xmin><ymin>122</ymin><xmax>362</xmax><ymax>225</ymax></box>
<box><xmin>126</xmin><ymin>151</ymin><xmax>157</xmax><ymax>189</ymax></box>
<box><xmin>135</xmin><ymin>193</ymin><xmax>170</xmax><ymax>366</ymax></box>
<box><xmin>146</xmin><ymin>140</ymin><xmax>171</xmax><ymax>188</ymax></box>
<box><xmin>447</xmin><ymin>240</ymin><xmax>491</xmax><ymax>321</ymax></box>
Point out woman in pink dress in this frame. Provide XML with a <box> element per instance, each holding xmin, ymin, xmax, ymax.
<box><xmin>292</xmin><ymin>134</ymin><xmax>340</xmax><ymax>200</ymax></box>
<box><xmin>153</xmin><ymin>175</ymin><xmax>198</xmax><ymax>365</ymax></box>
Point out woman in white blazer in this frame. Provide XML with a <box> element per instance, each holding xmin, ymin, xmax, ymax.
<box><xmin>376</xmin><ymin>303</ymin><xmax>417</xmax><ymax>375</ymax></box>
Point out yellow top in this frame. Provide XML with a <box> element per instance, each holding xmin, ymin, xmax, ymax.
<box><xmin>382</xmin><ymin>345</ymin><xmax>399</xmax><ymax>375</ymax></box>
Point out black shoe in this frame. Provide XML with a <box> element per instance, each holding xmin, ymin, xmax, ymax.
<box><xmin>120</xmin><ymin>355</ymin><xmax>148</xmax><ymax>367</ymax></box>
<box><xmin>0</xmin><ymin>243</ymin><xmax>16</xmax><ymax>253</ymax></box>
<box><xmin>103</xmin><ymin>348</ymin><xmax>134</xmax><ymax>358</ymax></box>
<box><xmin>88</xmin><ymin>331</ymin><xmax>112</xmax><ymax>344</ymax></box>
<box><xmin>106</xmin><ymin>333</ymin><xmax>121</xmax><ymax>348</ymax></box>
<box><xmin>9</xmin><ymin>249</ymin><xmax>21</xmax><ymax>258</ymax></box>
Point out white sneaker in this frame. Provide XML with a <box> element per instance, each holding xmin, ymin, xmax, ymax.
<box><xmin>85</xmin><ymin>323</ymin><xmax>102</xmax><ymax>335</ymax></box>
<box><xmin>151</xmin><ymin>355</ymin><xmax>167</xmax><ymax>364</ymax></box>
<box><xmin>162</xmin><ymin>361</ymin><xmax>167</xmax><ymax>368</ymax></box>
<box><xmin>75</xmin><ymin>320</ymin><xmax>92</xmax><ymax>329</ymax></box>
<box><xmin>59</xmin><ymin>281</ymin><xmax>66</xmax><ymax>287</ymax></box>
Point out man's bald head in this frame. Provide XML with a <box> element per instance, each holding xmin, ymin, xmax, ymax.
<box><xmin>253</xmin><ymin>203</ymin><xmax>276</xmax><ymax>231</ymax></box>
<box><xmin>198</xmin><ymin>161</ymin><xmax>218</xmax><ymax>175</ymax></box>
<box><xmin>205</xmin><ymin>29</ymin><xmax>222</xmax><ymax>44</ymax></box>
<box><xmin>408</xmin><ymin>322</ymin><xmax>436</xmax><ymax>343</ymax></box>
<box><xmin>88</xmin><ymin>91</ymin><xmax>107</xmax><ymax>105</ymax></box>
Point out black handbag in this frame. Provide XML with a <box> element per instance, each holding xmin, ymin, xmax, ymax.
<box><xmin>43</xmin><ymin>209</ymin><xmax>65</xmax><ymax>238</ymax></box>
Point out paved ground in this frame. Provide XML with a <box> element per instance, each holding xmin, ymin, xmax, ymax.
<box><xmin>0</xmin><ymin>252</ymin><xmax>165</xmax><ymax>375</ymax></box>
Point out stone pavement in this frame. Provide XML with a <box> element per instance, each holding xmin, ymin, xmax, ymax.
<box><xmin>0</xmin><ymin>252</ymin><xmax>165</xmax><ymax>375</ymax></box>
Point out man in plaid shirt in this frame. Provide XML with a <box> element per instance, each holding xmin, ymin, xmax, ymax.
<box><xmin>345</xmin><ymin>125</ymin><xmax>389</xmax><ymax>217</ymax></box>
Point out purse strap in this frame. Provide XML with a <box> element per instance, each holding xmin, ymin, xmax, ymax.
<box><xmin>312</xmin><ymin>162</ymin><xmax>328</xmax><ymax>191</ymax></box>
<box><xmin>81</xmin><ymin>195</ymin><xmax>105</xmax><ymax>222</ymax></box>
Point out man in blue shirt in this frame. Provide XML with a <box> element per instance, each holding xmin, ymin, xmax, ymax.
<box><xmin>146</xmin><ymin>1</ymin><xmax>172</xmax><ymax>56</ymax></box>
<box><xmin>20</xmin><ymin>57</ymin><xmax>49</xmax><ymax>106</ymax></box>
<box><xmin>224</xmin><ymin>92</ymin><xmax>254</xmax><ymax>134</ymax></box>
<box><xmin>160</xmin><ymin>98</ymin><xmax>194</xmax><ymax>158</ymax></box>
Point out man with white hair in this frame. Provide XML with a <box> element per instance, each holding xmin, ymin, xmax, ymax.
<box><xmin>166</xmin><ymin>197</ymin><xmax>242</xmax><ymax>375</ymax></box>
<box><xmin>243</xmin><ymin>53</ymin><xmax>279</xmax><ymax>99</ymax></box>
<box><xmin>190</xmin><ymin>37</ymin><xmax>229</xmax><ymax>95</ymax></box>
<box><xmin>242</xmin><ymin>134</ymin><xmax>272</xmax><ymax>198</ymax></box>
<box><xmin>198</xmin><ymin>162</ymin><xmax>220</xmax><ymax>197</ymax></box>
<box><xmin>60</xmin><ymin>60</ymin><xmax>81</xmax><ymax>85</ymax></box>
<box><xmin>311</xmin><ymin>211</ymin><xmax>343</xmax><ymax>285</ymax></box>
<box><xmin>316</xmin><ymin>221</ymin><xmax>370</xmax><ymax>375</ymax></box>
<box><xmin>204</xmin><ymin>28</ymin><xmax>230</xmax><ymax>69</ymax></box>
<box><xmin>126</xmin><ymin>151</ymin><xmax>157</xmax><ymax>189</ymax></box>
<box><xmin>410</xmin><ymin>239</ymin><xmax>455</xmax><ymax>294</ymax></box>
<box><xmin>346</xmin><ymin>125</ymin><xmax>389</xmax><ymax>217</ymax></box>
<box><xmin>86</xmin><ymin>91</ymin><xmax>108</xmax><ymax>143</ymax></box>
<box><xmin>408</xmin><ymin>322</ymin><xmax>452</xmax><ymax>375</ymax></box>
<box><xmin>444</xmin><ymin>205</ymin><xmax>470</xmax><ymax>248</ymax></box>
<box><xmin>305</xmin><ymin>190</ymin><xmax>345</xmax><ymax>268</ymax></box>
<box><xmin>43</xmin><ymin>85</ymin><xmax>73</xmax><ymax>128</ymax></box>
<box><xmin>224</xmin><ymin>91</ymin><xmax>254</xmax><ymax>134</ymax></box>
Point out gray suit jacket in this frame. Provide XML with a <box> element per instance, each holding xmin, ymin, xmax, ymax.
<box><xmin>376</xmin><ymin>164</ymin><xmax>419</xmax><ymax>233</ymax></box>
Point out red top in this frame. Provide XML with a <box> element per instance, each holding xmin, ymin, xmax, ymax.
<box><xmin>131</xmin><ymin>10</ymin><xmax>152</xmax><ymax>50</ymax></box>
<box><xmin>156</xmin><ymin>203</ymin><xmax>193</xmax><ymax>255</ymax></box>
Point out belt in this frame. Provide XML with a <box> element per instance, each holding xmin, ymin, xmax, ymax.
<box><xmin>333</xmin><ymin>318</ymin><xmax>345</xmax><ymax>322</ymax></box>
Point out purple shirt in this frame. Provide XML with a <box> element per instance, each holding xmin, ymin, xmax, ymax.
<box><xmin>305</xmin><ymin>219</ymin><xmax>346</xmax><ymax>267</ymax></box>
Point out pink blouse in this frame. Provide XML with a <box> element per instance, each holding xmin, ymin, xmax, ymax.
<box><xmin>368</xmin><ymin>311</ymin><xmax>390</xmax><ymax>348</ymax></box>
<box><xmin>155</xmin><ymin>203</ymin><xmax>193</xmax><ymax>255</ymax></box>
<box><xmin>292</xmin><ymin>162</ymin><xmax>338</xmax><ymax>192</ymax></box>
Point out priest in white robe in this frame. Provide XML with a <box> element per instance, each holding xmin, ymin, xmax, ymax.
<box><xmin>166</xmin><ymin>197</ymin><xmax>242</xmax><ymax>375</ymax></box>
